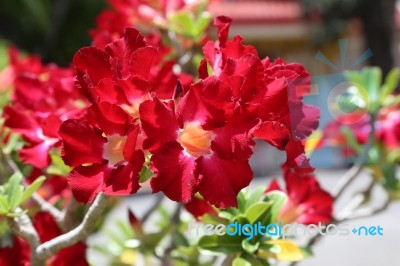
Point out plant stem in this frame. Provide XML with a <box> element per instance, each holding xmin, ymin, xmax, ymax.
<box><xmin>35</xmin><ymin>192</ymin><xmax>108</xmax><ymax>260</ymax></box>
<box><xmin>142</xmin><ymin>193</ymin><xmax>164</xmax><ymax>224</ymax></box>
<box><xmin>7</xmin><ymin>209</ymin><xmax>44</xmax><ymax>266</ymax></box>
<box><xmin>60</xmin><ymin>196</ymin><xmax>81</xmax><ymax>231</ymax></box>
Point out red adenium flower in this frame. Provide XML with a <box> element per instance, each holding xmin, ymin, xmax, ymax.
<box><xmin>95</xmin><ymin>0</ymin><xmax>206</xmax><ymax>32</ymax></box>
<box><xmin>377</xmin><ymin>103</ymin><xmax>400</xmax><ymax>148</ymax></box>
<box><xmin>140</xmin><ymin>76</ymin><xmax>258</xmax><ymax>208</ymax></box>
<box><xmin>0</xmin><ymin>47</ymin><xmax>43</xmax><ymax>91</ymax></box>
<box><xmin>60</xmin><ymin>27</ymin><xmax>195</xmax><ymax>203</ymax></box>
<box><xmin>319</xmin><ymin>103</ymin><xmax>400</xmax><ymax>155</ymax></box>
<box><xmin>201</xmin><ymin>17</ymin><xmax>318</xmax><ymax>172</ymax></box>
<box><xmin>3</xmin><ymin>48</ymin><xmax>85</xmax><ymax>169</ymax></box>
<box><xmin>59</xmin><ymin>102</ymin><xmax>145</xmax><ymax>203</ymax></box>
<box><xmin>261</xmin><ymin>57</ymin><xmax>320</xmax><ymax>140</ymax></box>
<box><xmin>75</xmin><ymin>27</ymin><xmax>190</xmax><ymax>113</ymax></box>
<box><xmin>265</xmin><ymin>171</ymin><xmax>333</xmax><ymax>225</ymax></box>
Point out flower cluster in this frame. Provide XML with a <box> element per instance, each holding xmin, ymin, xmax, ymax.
<box><xmin>2</xmin><ymin>48</ymin><xmax>85</xmax><ymax>169</ymax></box>
<box><xmin>90</xmin><ymin>0</ymin><xmax>207</xmax><ymax>46</ymax></box>
<box><xmin>58</xmin><ymin>17</ymin><xmax>320</xmax><ymax>209</ymax></box>
<box><xmin>319</xmin><ymin>103</ymin><xmax>400</xmax><ymax>156</ymax></box>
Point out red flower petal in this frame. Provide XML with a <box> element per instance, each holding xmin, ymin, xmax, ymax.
<box><xmin>91</xmin><ymin>78</ymin><xmax>129</xmax><ymax>105</ymax></box>
<box><xmin>288</xmin><ymin>102</ymin><xmax>320</xmax><ymax>139</ymax></box>
<box><xmin>139</xmin><ymin>98</ymin><xmax>179</xmax><ymax>151</ymax></box>
<box><xmin>39</xmin><ymin>114</ymin><xmax>62</xmax><ymax>138</ymax></box>
<box><xmin>284</xmin><ymin>172</ymin><xmax>333</xmax><ymax>224</ymax></box>
<box><xmin>223</xmin><ymin>36</ymin><xmax>258</xmax><ymax>60</ymax></box>
<box><xmin>19</xmin><ymin>142</ymin><xmax>52</xmax><ymax>169</ymax></box>
<box><xmin>129</xmin><ymin>46</ymin><xmax>157</xmax><ymax>79</ymax></box>
<box><xmin>32</xmin><ymin>211</ymin><xmax>61</xmax><ymax>242</ymax></box>
<box><xmin>14</xmin><ymin>75</ymin><xmax>46</xmax><ymax>110</ymax></box>
<box><xmin>123</xmin><ymin>126</ymin><xmax>141</xmax><ymax>163</ymax></box>
<box><xmin>252</xmin><ymin>121</ymin><xmax>290</xmax><ymax>150</ymax></box>
<box><xmin>177</xmin><ymin>79</ymin><xmax>229</xmax><ymax>129</ymax></box>
<box><xmin>197</xmin><ymin>155</ymin><xmax>253</xmax><ymax>208</ymax></box>
<box><xmin>211</xmin><ymin>116</ymin><xmax>258</xmax><ymax>160</ymax></box>
<box><xmin>184</xmin><ymin>196</ymin><xmax>217</xmax><ymax>220</ymax></box>
<box><xmin>220</xmin><ymin>54</ymin><xmax>264</xmax><ymax>102</ymax></box>
<box><xmin>3</xmin><ymin>106</ymin><xmax>39</xmax><ymax>140</ymax></box>
<box><xmin>68</xmin><ymin>164</ymin><xmax>108</xmax><ymax>204</ymax></box>
<box><xmin>214</xmin><ymin>16</ymin><xmax>232</xmax><ymax>48</ymax></box>
<box><xmin>150</xmin><ymin>142</ymin><xmax>198</xmax><ymax>202</ymax></box>
<box><xmin>264</xmin><ymin>179</ymin><xmax>282</xmax><ymax>193</ymax></box>
<box><xmin>118</xmin><ymin>75</ymin><xmax>150</xmax><ymax>103</ymax></box>
<box><xmin>59</xmin><ymin>119</ymin><xmax>106</xmax><ymax>167</ymax></box>
<box><xmin>86</xmin><ymin>102</ymin><xmax>133</xmax><ymax>136</ymax></box>
<box><xmin>103</xmin><ymin>153</ymin><xmax>144</xmax><ymax>196</ymax></box>
<box><xmin>149</xmin><ymin>61</ymin><xmax>180</xmax><ymax>100</ymax></box>
<box><xmin>105</xmin><ymin>27</ymin><xmax>147</xmax><ymax>79</ymax></box>
<box><xmin>176</xmin><ymin>82</ymin><xmax>224</xmax><ymax>129</ymax></box>
<box><xmin>50</xmin><ymin>242</ymin><xmax>89</xmax><ymax>266</ymax></box>
<box><xmin>73</xmin><ymin>47</ymin><xmax>112</xmax><ymax>98</ymax></box>
<box><xmin>198</xmin><ymin>59</ymin><xmax>209</xmax><ymax>79</ymax></box>
<box><xmin>0</xmin><ymin>236</ymin><xmax>30</xmax><ymax>266</ymax></box>
<box><xmin>282</xmin><ymin>140</ymin><xmax>314</xmax><ymax>174</ymax></box>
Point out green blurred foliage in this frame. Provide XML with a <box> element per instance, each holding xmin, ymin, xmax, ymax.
<box><xmin>0</xmin><ymin>0</ymin><xmax>107</xmax><ymax>66</ymax></box>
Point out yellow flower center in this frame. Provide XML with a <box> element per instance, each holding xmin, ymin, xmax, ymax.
<box><xmin>179</xmin><ymin>122</ymin><xmax>213</xmax><ymax>157</ymax></box>
<box><xmin>103</xmin><ymin>135</ymin><xmax>127</xmax><ymax>165</ymax></box>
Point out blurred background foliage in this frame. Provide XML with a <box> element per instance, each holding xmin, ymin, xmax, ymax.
<box><xmin>0</xmin><ymin>0</ymin><xmax>107</xmax><ymax>66</ymax></box>
<box><xmin>0</xmin><ymin>0</ymin><xmax>396</xmax><ymax>77</ymax></box>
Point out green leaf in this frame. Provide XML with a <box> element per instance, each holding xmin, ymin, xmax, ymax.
<box><xmin>245</xmin><ymin>187</ymin><xmax>265</xmax><ymax>210</ymax></box>
<box><xmin>200</xmin><ymin>213</ymin><xmax>228</xmax><ymax>225</ymax></box>
<box><xmin>104</xmin><ymin>227</ymin><xmax>127</xmax><ymax>248</ymax></box>
<box><xmin>382</xmin><ymin>163</ymin><xmax>398</xmax><ymax>190</ymax></box>
<box><xmin>242</xmin><ymin>239</ymin><xmax>259</xmax><ymax>253</ymax></box>
<box><xmin>0</xmin><ymin>194</ymin><xmax>9</xmax><ymax>214</ymax></box>
<box><xmin>7</xmin><ymin>173</ymin><xmax>23</xmax><ymax>210</ymax></box>
<box><xmin>233</xmin><ymin>257</ymin><xmax>252</xmax><ymax>266</ymax></box>
<box><xmin>198</xmin><ymin>233</ymin><xmax>243</xmax><ymax>254</ymax></box>
<box><xmin>244</xmin><ymin>202</ymin><xmax>271</xmax><ymax>225</ymax></box>
<box><xmin>341</xmin><ymin>127</ymin><xmax>362</xmax><ymax>154</ymax></box>
<box><xmin>388</xmin><ymin>148</ymin><xmax>400</xmax><ymax>163</ymax></box>
<box><xmin>19</xmin><ymin>175</ymin><xmax>46</xmax><ymax>205</ymax></box>
<box><xmin>172</xmin><ymin>231</ymin><xmax>189</xmax><ymax>247</ymax></box>
<box><xmin>344</xmin><ymin>67</ymin><xmax>382</xmax><ymax>114</ymax></box>
<box><xmin>168</xmin><ymin>10</ymin><xmax>211</xmax><ymax>39</ymax></box>
<box><xmin>3</xmin><ymin>133</ymin><xmax>23</xmax><ymax>154</ymax></box>
<box><xmin>240</xmin><ymin>253</ymin><xmax>270</xmax><ymax>266</ymax></box>
<box><xmin>344</xmin><ymin>71</ymin><xmax>364</xmax><ymax>86</ymax></box>
<box><xmin>48</xmin><ymin>153</ymin><xmax>71</xmax><ymax>176</ymax></box>
<box><xmin>237</xmin><ymin>190</ymin><xmax>247</xmax><ymax>213</ymax></box>
<box><xmin>143</xmin><ymin>227</ymin><xmax>171</xmax><ymax>251</ymax></box>
<box><xmin>263</xmin><ymin>191</ymin><xmax>287</xmax><ymax>224</ymax></box>
<box><xmin>169</xmin><ymin>11</ymin><xmax>194</xmax><ymax>37</ymax></box>
<box><xmin>381</xmin><ymin>68</ymin><xmax>400</xmax><ymax>102</ymax></box>
<box><xmin>192</xmin><ymin>12</ymin><xmax>211</xmax><ymax>38</ymax></box>
<box><xmin>139</xmin><ymin>165</ymin><xmax>153</xmax><ymax>183</ymax></box>
<box><xmin>300</xmin><ymin>247</ymin><xmax>313</xmax><ymax>258</ymax></box>
<box><xmin>364</xmin><ymin>67</ymin><xmax>381</xmax><ymax>105</ymax></box>
<box><xmin>218</xmin><ymin>211</ymin><xmax>234</xmax><ymax>221</ymax></box>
